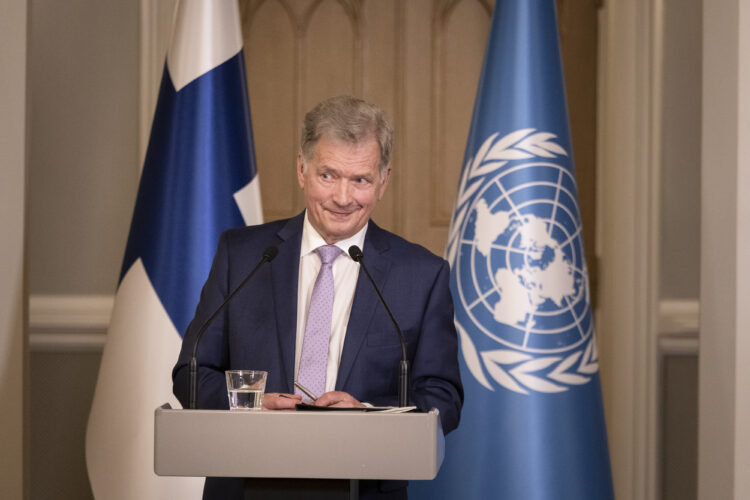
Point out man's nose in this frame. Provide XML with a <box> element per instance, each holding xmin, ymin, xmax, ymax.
<box><xmin>332</xmin><ymin>180</ymin><xmax>353</xmax><ymax>206</ymax></box>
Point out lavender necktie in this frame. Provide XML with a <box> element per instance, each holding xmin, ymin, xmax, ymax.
<box><xmin>296</xmin><ymin>245</ymin><xmax>343</xmax><ymax>401</ymax></box>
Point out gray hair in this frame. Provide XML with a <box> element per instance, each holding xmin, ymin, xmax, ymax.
<box><xmin>300</xmin><ymin>95</ymin><xmax>393</xmax><ymax>175</ymax></box>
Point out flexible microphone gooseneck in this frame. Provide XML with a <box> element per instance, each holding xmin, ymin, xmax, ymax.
<box><xmin>348</xmin><ymin>245</ymin><xmax>409</xmax><ymax>407</ymax></box>
<box><xmin>188</xmin><ymin>245</ymin><xmax>279</xmax><ymax>409</ymax></box>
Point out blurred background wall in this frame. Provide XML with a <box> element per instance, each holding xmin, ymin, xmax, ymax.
<box><xmin>0</xmin><ymin>0</ymin><xmax>28</xmax><ymax>498</ymax></box>
<box><xmin>25</xmin><ymin>1</ymin><xmax>138</xmax><ymax>498</ymax></box>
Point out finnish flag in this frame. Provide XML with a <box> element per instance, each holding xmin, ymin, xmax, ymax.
<box><xmin>85</xmin><ymin>1</ymin><xmax>262</xmax><ymax>498</ymax></box>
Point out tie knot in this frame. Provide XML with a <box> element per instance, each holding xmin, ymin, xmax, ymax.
<box><xmin>316</xmin><ymin>245</ymin><xmax>342</xmax><ymax>265</ymax></box>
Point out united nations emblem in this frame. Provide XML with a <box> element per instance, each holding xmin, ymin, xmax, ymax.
<box><xmin>446</xmin><ymin>129</ymin><xmax>599</xmax><ymax>394</ymax></box>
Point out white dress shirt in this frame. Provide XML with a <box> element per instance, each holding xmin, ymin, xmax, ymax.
<box><xmin>294</xmin><ymin>213</ymin><xmax>366</xmax><ymax>394</ymax></box>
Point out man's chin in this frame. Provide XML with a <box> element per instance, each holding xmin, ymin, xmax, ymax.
<box><xmin>320</xmin><ymin>219</ymin><xmax>365</xmax><ymax>242</ymax></box>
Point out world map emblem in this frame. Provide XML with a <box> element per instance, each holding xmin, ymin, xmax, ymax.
<box><xmin>446</xmin><ymin>129</ymin><xmax>599</xmax><ymax>394</ymax></box>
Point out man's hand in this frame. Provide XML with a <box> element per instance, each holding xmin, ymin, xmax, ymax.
<box><xmin>314</xmin><ymin>391</ymin><xmax>365</xmax><ymax>408</ymax></box>
<box><xmin>262</xmin><ymin>393</ymin><xmax>301</xmax><ymax>410</ymax></box>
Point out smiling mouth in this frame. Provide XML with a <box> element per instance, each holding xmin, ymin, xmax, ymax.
<box><xmin>327</xmin><ymin>209</ymin><xmax>356</xmax><ymax>218</ymax></box>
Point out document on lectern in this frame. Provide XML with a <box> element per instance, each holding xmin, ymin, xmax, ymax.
<box><xmin>295</xmin><ymin>403</ymin><xmax>418</xmax><ymax>413</ymax></box>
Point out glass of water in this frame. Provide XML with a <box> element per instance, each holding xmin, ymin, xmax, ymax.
<box><xmin>225</xmin><ymin>370</ymin><xmax>267</xmax><ymax>410</ymax></box>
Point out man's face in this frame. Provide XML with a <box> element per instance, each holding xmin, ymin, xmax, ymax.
<box><xmin>297</xmin><ymin>135</ymin><xmax>390</xmax><ymax>244</ymax></box>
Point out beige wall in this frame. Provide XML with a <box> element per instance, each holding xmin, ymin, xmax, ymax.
<box><xmin>657</xmin><ymin>0</ymin><xmax>702</xmax><ymax>498</ymax></box>
<box><xmin>0</xmin><ymin>0</ymin><xmax>28</xmax><ymax>497</ymax></box>
<box><xmin>30</xmin><ymin>353</ymin><xmax>101</xmax><ymax>499</ymax></box>
<box><xmin>661</xmin><ymin>355</ymin><xmax>698</xmax><ymax>500</ymax></box>
<box><xmin>27</xmin><ymin>0</ymin><xmax>140</xmax><ymax>295</ymax></box>
<box><xmin>699</xmin><ymin>0</ymin><xmax>750</xmax><ymax>498</ymax></box>
<box><xmin>660</xmin><ymin>0</ymin><xmax>702</xmax><ymax>300</ymax></box>
<box><xmin>26</xmin><ymin>0</ymin><xmax>140</xmax><ymax>498</ymax></box>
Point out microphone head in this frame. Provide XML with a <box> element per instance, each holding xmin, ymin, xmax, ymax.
<box><xmin>348</xmin><ymin>245</ymin><xmax>364</xmax><ymax>262</ymax></box>
<box><xmin>263</xmin><ymin>246</ymin><xmax>279</xmax><ymax>262</ymax></box>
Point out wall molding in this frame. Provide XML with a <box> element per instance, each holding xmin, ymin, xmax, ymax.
<box><xmin>30</xmin><ymin>333</ymin><xmax>107</xmax><ymax>352</ymax></box>
<box><xmin>658</xmin><ymin>299</ymin><xmax>699</xmax><ymax>335</ymax></box>
<box><xmin>28</xmin><ymin>292</ymin><xmax>699</xmax><ymax>355</ymax></box>
<box><xmin>658</xmin><ymin>334</ymin><xmax>699</xmax><ymax>356</ymax></box>
<box><xmin>28</xmin><ymin>295</ymin><xmax>112</xmax><ymax>352</ymax></box>
<box><xmin>658</xmin><ymin>299</ymin><xmax>699</xmax><ymax>355</ymax></box>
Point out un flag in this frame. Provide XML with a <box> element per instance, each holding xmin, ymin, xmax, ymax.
<box><xmin>410</xmin><ymin>2</ymin><xmax>614</xmax><ymax>499</ymax></box>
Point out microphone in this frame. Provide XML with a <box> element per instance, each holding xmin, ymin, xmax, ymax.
<box><xmin>348</xmin><ymin>245</ymin><xmax>409</xmax><ymax>407</ymax></box>
<box><xmin>188</xmin><ymin>245</ymin><xmax>279</xmax><ymax>409</ymax></box>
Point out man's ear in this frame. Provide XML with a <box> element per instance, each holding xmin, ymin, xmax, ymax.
<box><xmin>297</xmin><ymin>152</ymin><xmax>306</xmax><ymax>189</ymax></box>
<box><xmin>377</xmin><ymin>166</ymin><xmax>392</xmax><ymax>200</ymax></box>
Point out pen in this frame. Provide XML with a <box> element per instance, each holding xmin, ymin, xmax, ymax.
<box><xmin>294</xmin><ymin>381</ymin><xmax>318</xmax><ymax>401</ymax></box>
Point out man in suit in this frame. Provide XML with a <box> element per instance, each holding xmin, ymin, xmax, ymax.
<box><xmin>173</xmin><ymin>95</ymin><xmax>463</xmax><ymax>499</ymax></box>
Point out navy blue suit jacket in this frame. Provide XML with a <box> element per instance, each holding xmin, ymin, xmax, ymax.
<box><xmin>172</xmin><ymin>213</ymin><xmax>463</xmax><ymax>498</ymax></box>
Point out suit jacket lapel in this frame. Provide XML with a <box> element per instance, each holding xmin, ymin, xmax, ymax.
<box><xmin>336</xmin><ymin>220</ymin><xmax>391</xmax><ymax>391</ymax></box>
<box><xmin>271</xmin><ymin>212</ymin><xmax>304</xmax><ymax>392</ymax></box>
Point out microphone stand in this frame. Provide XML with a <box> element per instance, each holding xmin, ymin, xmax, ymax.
<box><xmin>348</xmin><ymin>245</ymin><xmax>409</xmax><ymax>407</ymax></box>
<box><xmin>188</xmin><ymin>246</ymin><xmax>278</xmax><ymax>409</ymax></box>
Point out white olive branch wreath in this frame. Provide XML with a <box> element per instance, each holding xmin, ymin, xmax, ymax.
<box><xmin>447</xmin><ymin>129</ymin><xmax>599</xmax><ymax>394</ymax></box>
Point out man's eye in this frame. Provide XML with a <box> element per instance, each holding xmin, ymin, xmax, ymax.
<box><xmin>356</xmin><ymin>178</ymin><xmax>370</xmax><ymax>184</ymax></box>
<box><xmin>320</xmin><ymin>173</ymin><xmax>331</xmax><ymax>180</ymax></box>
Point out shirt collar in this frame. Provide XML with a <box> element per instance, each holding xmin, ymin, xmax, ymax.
<box><xmin>301</xmin><ymin>211</ymin><xmax>368</xmax><ymax>259</ymax></box>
